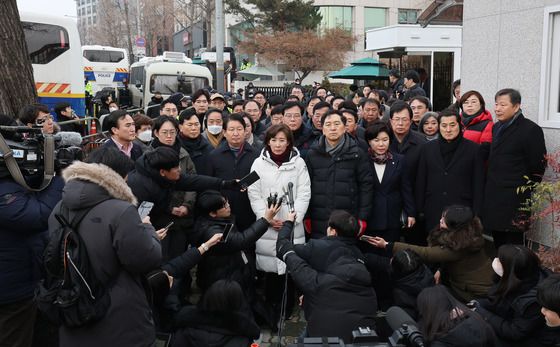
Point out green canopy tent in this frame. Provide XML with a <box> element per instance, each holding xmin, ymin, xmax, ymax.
<box><xmin>328</xmin><ymin>57</ymin><xmax>390</xmax><ymax>80</ymax></box>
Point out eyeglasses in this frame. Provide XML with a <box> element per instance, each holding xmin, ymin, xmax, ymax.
<box><xmin>283</xmin><ymin>113</ymin><xmax>302</xmax><ymax>119</ymax></box>
<box><xmin>35</xmin><ymin>115</ymin><xmax>53</xmax><ymax>125</ymax></box>
<box><xmin>392</xmin><ymin>117</ymin><xmax>410</xmax><ymax>124</ymax></box>
<box><xmin>160</xmin><ymin>130</ymin><xmax>177</xmax><ymax>137</ymax></box>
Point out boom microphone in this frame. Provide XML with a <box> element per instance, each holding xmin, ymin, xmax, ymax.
<box><xmin>287</xmin><ymin>182</ymin><xmax>295</xmax><ymax>213</ymax></box>
<box><xmin>53</xmin><ymin>132</ymin><xmax>83</xmax><ymax>147</ymax></box>
<box><xmin>386</xmin><ymin>306</ymin><xmax>425</xmax><ymax>347</ymax></box>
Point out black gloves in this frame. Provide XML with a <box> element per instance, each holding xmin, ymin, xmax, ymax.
<box><xmin>221</xmin><ymin>179</ymin><xmax>241</xmax><ymax>190</ymax></box>
<box><xmin>276</xmin><ymin>221</ymin><xmax>295</xmax><ymax>261</ymax></box>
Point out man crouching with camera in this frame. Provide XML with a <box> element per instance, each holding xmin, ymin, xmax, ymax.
<box><xmin>0</xmin><ymin>114</ymin><xmax>64</xmax><ymax>347</ymax></box>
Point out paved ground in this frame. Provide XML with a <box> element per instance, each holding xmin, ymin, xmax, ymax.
<box><xmin>254</xmin><ymin>305</ymin><xmax>307</xmax><ymax>347</ymax></box>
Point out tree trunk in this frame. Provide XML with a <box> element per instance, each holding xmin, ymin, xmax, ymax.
<box><xmin>0</xmin><ymin>0</ymin><xmax>37</xmax><ymax>118</ymax></box>
<box><xmin>206</xmin><ymin>1</ymin><xmax>213</xmax><ymax>49</ymax></box>
<box><xmin>123</xmin><ymin>0</ymin><xmax>135</xmax><ymax>64</ymax></box>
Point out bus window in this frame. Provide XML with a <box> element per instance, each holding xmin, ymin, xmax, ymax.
<box><xmin>149</xmin><ymin>74</ymin><xmax>208</xmax><ymax>96</ymax></box>
<box><xmin>22</xmin><ymin>22</ymin><xmax>70</xmax><ymax>64</ymax></box>
<box><xmin>83</xmin><ymin>50</ymin><xmax>125</xmax><ymax>63</ymax></box>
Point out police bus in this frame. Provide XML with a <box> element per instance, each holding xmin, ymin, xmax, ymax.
<box><xmin>129</xmin><ymin>51</ymin><xmax>212</xmax><ymax>112</ymax></box>
<box><xmin>21</xmin><ymin>12</ymin><xmax>86</xmax><ymax>116</ymax></box>
<box><xmin>82</xmin><ymin>45</ymin><xmax>129</xmax><ymax>94</ymax></box>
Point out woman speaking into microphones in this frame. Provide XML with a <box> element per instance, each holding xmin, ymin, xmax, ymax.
<box><xmin>248</xmin><ymin>124</ymin><xmax>311</xmax><ymax>326</ymax></box>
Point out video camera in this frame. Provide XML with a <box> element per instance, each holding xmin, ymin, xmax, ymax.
<box><xmin>287</xmin><ymin>307</ymin><xmax>425</xmax><ymax>347</ymax></box>
<box><xmin>0</xmin><ymin>125</ymin><xmax>83</xmax><ymax>179</ymax></box>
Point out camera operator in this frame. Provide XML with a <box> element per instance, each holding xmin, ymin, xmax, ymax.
<box><xmin>0</xmin><ymin>114</ymin><xmax>64</xmax><ymax>347</ymax></box>
<box><xmin>18</xmin><ymin>103</ymin><xmax>55</xmax><ymax>135</ymax></box>
<box><xmin>276</xmin><ymin>210</ymin><xmax>377</xmax><ymax>343</ymax></box>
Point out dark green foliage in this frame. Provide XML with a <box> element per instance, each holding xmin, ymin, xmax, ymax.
<box><xmin>225</xmin><ymin>0</ymin><xmax>322</xmax><ymax>31</ymax></box>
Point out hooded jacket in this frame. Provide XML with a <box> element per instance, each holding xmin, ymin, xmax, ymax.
<box><xmin>171</xmin><ymin>306</ymin><xmax>260</xmax><ymax>347</ymax></box>
<box><xmin>305</xmin><ymin>134</ymin><xmax>373</xmax><ymax>238</ymax></box>
<box><xmin>51</xmin><ymin>162</ymin><xmax>162</xmax><ymax>347</ymax></box>
<box><xmin>393</xmin><ymin>264</ymin><xmax>434</xmax><ymax>320</ymax></box>
<box><xmin>430</xmin><ymin>314</ymin><xmax>496</xmax><ymax>347</ymax></box>
<box><xmin>127</xmin><ymin>150</ymin><xmax>223</xmax><ymax>228</ymax></box>
<box><xmin>283</xmin><ymin>233</ymin><xmax>377</xmax><ymax>343</ymax></box>
<box><xmin>248</xmin><ymin>147</ymin><xmax>311</xmax><ymax>274</ymax></box>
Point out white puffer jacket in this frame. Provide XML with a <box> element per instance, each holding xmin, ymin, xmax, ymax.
<box><xmin>248</xmin><ymin>148</ymin><xmax>311</xmax><ymax>274</ymax></box>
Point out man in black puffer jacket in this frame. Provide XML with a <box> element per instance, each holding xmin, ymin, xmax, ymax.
<box><xmin>127</xmin><ymin>147</ymin><xmax>238</xmax><ymax>230</ymax></box>
<box><xmin>277</xmin><ymin>210</ymin><xmax>377</xmax><ymax>343</ymax></box>
<box><xmin>305</xmin><ymin>110</ymin><xmax>373</xmax><ymax>239</ymax></box>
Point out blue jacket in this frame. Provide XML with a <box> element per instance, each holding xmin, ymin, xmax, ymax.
<box><xmin>0</xmin><ymin>176</ymin><xmax>64</xmax><ymax>304</ymax></box>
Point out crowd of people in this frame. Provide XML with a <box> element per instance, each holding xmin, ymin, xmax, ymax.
<box><xmin>1</xmin><ymin>71</ymin><xmax>559</xmax><ymax>347</ymax></box>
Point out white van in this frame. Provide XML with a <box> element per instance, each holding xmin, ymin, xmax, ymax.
<box><xmin>129</xmin><ymin>51</ymin><xmax>212</xmax><ymax>112</ymax></box>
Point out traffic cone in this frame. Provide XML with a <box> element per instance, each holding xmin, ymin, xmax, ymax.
<box><xmin>90</xmin><ymin>119</ymin><xmax>97</xmax><ymax>135</ymax></box>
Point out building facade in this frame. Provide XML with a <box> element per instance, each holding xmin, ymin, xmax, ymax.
<box><xmin>75</xmin><ymin>0</ymin><xmax>98</xmax><ymax>44</ymax></box>
<box><xmin>313</xmin><ymin>0</ymin><xmax>432</xmax><ymax>62</ymax></box>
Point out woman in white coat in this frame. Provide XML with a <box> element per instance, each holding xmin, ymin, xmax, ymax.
<box><xmin>248</xmin><ymin>123</ymin><xmax>311</xmax><ymax>323</ymax></box>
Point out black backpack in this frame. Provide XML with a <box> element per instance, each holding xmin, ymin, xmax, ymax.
<box><xmin>36</xmin><ymin>203</ymin><xmax>111</xmax><ymax>328</ymax></box>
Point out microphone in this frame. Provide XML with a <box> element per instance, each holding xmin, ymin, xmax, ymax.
<box><xmin>53</xmin><ymin>132</ymin><xmax>83</xmax><ymax>147</ymax></box>
<box><xmin>287</xmin><ymin>182</ymin><xmax>295</xmax><ymax>213</ymax></box>
<box><xmin>386</xmin><ymin>306</ymin><xmax>425</xmax><ymax>347</ymax></box>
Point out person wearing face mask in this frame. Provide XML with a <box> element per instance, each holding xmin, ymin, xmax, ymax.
<box><xmin>133</xmin><ymin>113</ymin><xmax>154</xmax><ymax>151</ymax></box>
<box><xmin>415</xmin><ymin>109</ymin><xmax>485</xmax><ymax>233</ymax></box>
<box><xmin>202</xmin><ymin>108</ymin><xmax>225</xmax><ymax>148</ymax></box>
<box><xmin>470</xmin><ymin>245</ymin><xmax>548</xmax><ymax>347</ymax></box>
<box><xmin>367</xmin><ymin>205</ymin><xmax>494</xmax><ymax>302</ymax></box>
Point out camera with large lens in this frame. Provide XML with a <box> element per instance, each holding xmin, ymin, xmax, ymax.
<box><xmin>0</xmin><ymin>126</ymin><xmax>83</xmax><ymax>179</ymax></box>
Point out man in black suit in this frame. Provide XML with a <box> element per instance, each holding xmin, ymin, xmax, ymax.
<box><xmin>102</xmin><ymin>110</ymin><xmax>144</xmax><ymax>162</ymax></box>
<box><xmin>482</xmin><ymin>88</ymin><xmax>547</xmax><ymax>248</ymax></box>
